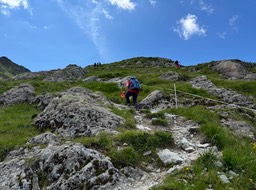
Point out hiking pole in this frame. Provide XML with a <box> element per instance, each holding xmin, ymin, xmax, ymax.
<box><xmin>174</xmin><ymin>83</ymin><xmax>178</xmax><ymax>109</ymax></box>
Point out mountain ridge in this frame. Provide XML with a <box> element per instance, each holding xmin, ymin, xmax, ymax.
<box><xmin>0</xmin><ymin>55</ymin><xmax>256</xmax><ymax>189</ymax></box>
<box><xmin>0</xmin><ymin>56</ymin><xmax>31</xmax><ymax>79</ymax></box>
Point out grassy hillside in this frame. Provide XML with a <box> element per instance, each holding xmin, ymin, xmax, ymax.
<box><xmin>0</xmin><ymin>57</ymin><xmax>256</xmax><ymax>189</ymax></box>
<box><xmin>0</xmin><ymin>56</ymin><xmax>30</xmax><ymax>79</ymax></box>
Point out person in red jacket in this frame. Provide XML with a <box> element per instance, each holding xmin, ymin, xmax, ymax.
<box><xmin>175</xmin><ymin>60</ymin><xmax>180</xmax><ymax>68</ymax></box>
<box><xmin>125</xmin><ymin>76</ymin><xmax>140</xmax><ymax>109</ymax></box>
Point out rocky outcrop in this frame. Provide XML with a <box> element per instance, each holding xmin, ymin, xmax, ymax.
<box><xmin>0</xmin><ymin>83</ymin><xmax>35</xmax><ymax>106</ymax></box>
<box><xmin>122</xmin><ymin>57</ymin><xmax>177</xmax><ymax>68</ymax></box>
<box><xmin>13</xmin><ymin>64</ymin><xmax>87</xmax><ymax>82</ymax></box>
<box><xmin>139</xmin><ymin>90</ymin><xmax>165</xmax><ymax>109</ymax></box>
<box><xmin>33</xmin><ymin>93</ymin><xmax>54</xmax><ymax>110</ymax></box>
<box><xmin>209</xmin><ymin>60</ymin><xmax>256</xmax><ymax>80</ymax></box>
<box><xmin>13</xmin><ymin>71</ymin><xmax>50</xmax><ymax>80</ymax></box>
<box><xmin>83</xmin><ymin>76</ymin><xmax>102</xmax><ymax>82</ymax></box>
<box><xmin>0</xmin><ymin>136</ymin><xmax>135</xmax><ymax>190</ymax></box>
<box><xmin>190</xmin><ymin>75</ymin><xmax>256</xmax><ymax>109</ymax></box>
<box><xmin>159</xmin><ymin>71</ymin><xmax>179</xmax><ymax>81</ymax></box>
<box><xmin>27</xmin><ymin>132</ymin><xmax>61</xmax><ymax>145</ymax></box>
<box><xmin>43</xmin><ymin>64</ymin><xmax>86</xmax><ymax>82</ymax></box>
<box><xmin>33</xmin><ymin>87</ymin><xmax>125</xmax><ymax>138</ymax></box>
<box><xmin>157</xmin><ymin>149</ymin><xmax>184</xmax><ymax>165</ymax></box>
<box><xmin>221</xmin><ymin>119</ymin><xmax>255</xmax><ymax>140</ymax></box>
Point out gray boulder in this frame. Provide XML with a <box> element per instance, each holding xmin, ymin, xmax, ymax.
<box><xmin>33</xmin><ymin>87</ymin><xmax>125</xmax><ymax>138</ymax></box>
<box><xmin>33</xmin><ymin>92</ymin><xmax>54</xmax><ymax>110</ymax></box>
<box><xmin>157</xmin><ymin>149</ymin><xmax>184</xmax><ymax>166</ymax></box>
<box><xmin>159</xmin><ymin>71</ymin><xmax>179</xmax><ymax>81</ymax></box>
<box><xmin>209</xmin><ymin>60</ymin><xmax>256</xmax><ymax>80</ymax></box>
<box><xmin>221</xmin><ymin>119</ymin><xmax>255</xmax><ymax>140</ymax></box>
<box><xmin>0</xmin><ymin>141</ymin><xmax>127</xmax><ymax>190</ymax></box>
<box><xmin>190</xmin><ymin>76</ymin><xmax>256</xmax><ymax>109</ymax></box>
<box><xmin>139</xmin><ymin>90</ymin><xmax>164</xmax><ymax>109</ymax></box>
<box><xmin>83</xmin><ymin>75</ymin><xmax>102</xmax><ymax>82</ymax></box>
<box><xmin>26</xmin><ymin>132</ymin><xmax>61</xmax><ymax>145</ymax></box>
<box><xmin>0</xmin><ymin>83</ymin><xmax>35</xmax><ymax>106</ymax></box>
<box><xmin>43</xmin><ymin>64</ymin><xmax>86</xmax><ymax>82</ymax></box>
<box><xmin>12</xmin><ymin>71</ymin><xmax>49</xmax><ymax>80</ymax></box>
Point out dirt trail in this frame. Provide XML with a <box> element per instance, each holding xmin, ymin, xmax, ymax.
<box><xmin>124</xmin><ymin>110</ymin><xmax>211</xmax><ymax>190</ymax></box>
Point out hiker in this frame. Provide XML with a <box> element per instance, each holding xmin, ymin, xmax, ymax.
<box><xmin>125</xmin><ymin>76</ymin><xmax>141</xmax><ymax>109</ymax></box>
<box><xmin>175</xmin><ymin>60</ymin><xmax>180</xmax><ymax>68</ymax></box>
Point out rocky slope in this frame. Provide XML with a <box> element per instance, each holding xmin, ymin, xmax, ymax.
<box><xmin>0</xmin><ymin>56</ymin><xmax>30</xmax><ymax>79</ymax></box>
<box><xmin>0</xmin><ymin>57</ymin><xmax>255</xmax><ymax>189</ymax></box>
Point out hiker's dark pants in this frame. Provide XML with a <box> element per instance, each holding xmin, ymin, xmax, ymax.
<box><xmin>125</xmin><ymin>91</ymin><xmax>138</xmax><ymax>106</ymax></box>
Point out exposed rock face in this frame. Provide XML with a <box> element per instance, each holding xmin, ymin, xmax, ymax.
<box><xmin>107</xmin><ymin>76</ymin><xmax>130</xmax><ymax>88</ymax></box>
<box><xmin>27</xmin><ymin>132</ymin><xmax>61</xmax><ymax>145</ymax></box>
<box><xmin>123</xmin><ymin>57</ymin><xmax>177</xmax><ymax>68</ymax></box>
<box><xmin>157</xmin><ymin>149</ymin><xmax>184</xmax><ymax>165</ymax></box>
<box><xmin>0</xmin><ymin>138</ymin><xmax>128</xmax><ymax>190</ymax></box>
<box><xmin>34</xmin><ymin>87</ymin><xmax>125</xmax><ymax>138</ymax></box>
<box><xmin>190</xmin><ymin>76</ymin><xmax>256</xmax><ymax>109</ymax></box>
<box><xmin>209</xmin><ymin>60</ymin><xmax>256</xmax><ymax>80</ymax></box>
<box><xmin>221</xmin><ymin>119</ymin><xmax>255</xmax><ymax>140</ymax></box>
<box><xmin>13</xmin><ymin>64</ymin><xmax>87</xmax><ymax>82</ymax></box>
<box><xmin>207</xmin><ymin>104</ymin><xmax>256</xmax><ymax>140</ymax></box>
<box><xmin>0</xmin><ymin>83</ymin><xmax>35</xmax><ymax>106</ymax></box>
<box><xmin>43</xmin><ymin>64</ymin><xmax>86</xmax><ymax>82</ymax></box>
<box><xmin>159</xmin><ymin>71</ymin><xmax>179</xmax><ymax>81</ymax></box>
<box><xmin>33</xmin><ymin>93</ymin><xmax>54</xmax><ymax>110</ymax></box>
<box><xmin>13</xmin><ymin>71</ymin><xmax>49</xmax><ymax>80</ymax></box>
<box><xmin>83</xmin><ymin>76</ymin><xmax>102</xmax><ymax>82</ymax></box>
<box><xmin>139</xmin><ymin>90</ymin><xmax>165</xmax><ymax>109</ymax></box>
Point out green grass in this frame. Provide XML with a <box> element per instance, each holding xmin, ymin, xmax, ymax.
<box><xmin>152</xmin><ymin>106</ymin><xmax>256</xmax><ymax>190</ymax></box>
<box><xmin>116</xmin><ymin>130</ymin><xmax>174</xmax><ymax>153</ymax></box>
<box><xmin>212</xmin><ymin>79</ymin><xmax>256</xmax><ymax>99</ymax></box>
<box><xmin>0</xmin><ymin>58</ymin><xmax>256</xmax><ymax>189</ymax></box>
<box><xmin>109</xmin><ymin>147</ymin><xmax>140</xmax><ymax>168</ymax></box>
<box><xmin>0</xmin><ymin>103</ymin><xmax>40</xmax><ymax>161</ymax></box>
<box><xmin>75</xmin><ymin>130</ymin><xmax>174</xmax><ymax>168</ymax></box>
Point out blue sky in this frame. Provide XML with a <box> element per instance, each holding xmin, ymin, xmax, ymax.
<box><xmin>1</xmin><ymin>0</ymin><xmax>255</xmax><ymax>72</ymax></box>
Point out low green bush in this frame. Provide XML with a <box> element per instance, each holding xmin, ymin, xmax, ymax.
<box><xmin>145</xmin><ymin>111</ymin><xmax>166</xmax><ymax>119</ymax></box>
<box><xmin>109</xmin><ymin>147</ymin><xmax>140</xmax><ymax>168</ymax></box>
<box><xmin>117</xmin><ymin>130</ymin><xmax>173</xmax><ymax>153</ymax></box>
<box><xmin>151</xmin><ymin>118</ymin><xmax>169</xmax><ymax>126</ymax></box>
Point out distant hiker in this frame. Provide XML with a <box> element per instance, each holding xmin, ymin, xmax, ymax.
<box><xmin>125</xmin><ymin>76</ymin><xmax>141</xmax><ymax>109</ymax></box>
<box><xmin>175</xmin><ymin>60</ymin><xmax>180</xmax><ymax>68</ymax></box>
<box><xmin>97</xmin><ymin>62</ymin><xmax>101</xmax><ymax>67</ymax></box>
<box><xmin>94</xmin><ymin>63</ymin><xmax>97</xmax><ymax>67</ymax></box>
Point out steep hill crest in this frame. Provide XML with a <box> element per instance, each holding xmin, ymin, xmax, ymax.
<box><xmin>0</xmin><ymin>56</ymin><xmax>30</xmax><ymax>79</ymax></box>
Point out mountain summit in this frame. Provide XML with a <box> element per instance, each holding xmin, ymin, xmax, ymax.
<box><xmin>0</xmin><ymin>56</ymin><xmax>30</xmax><ymax>79</ymax></box>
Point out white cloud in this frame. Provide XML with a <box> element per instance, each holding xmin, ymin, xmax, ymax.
<box><xmin>0</xmin><ymin>4</ymin><xmax>10</xmax><ymax>15</ymax></box>
<box><xmin>0</xmin><ymin>0</ymin><xmax>28</xmax><ymax>9</ymax></box>
<box><xmin>102</xmin><ymin>9</ymin><xmax>113</xmax><ymax>19</ymax></box>
<box><xmin>91</xmin><ymin>0</ymin><xmax>99</xmax><ymax>4</ymax></box>
<box><xmin>217</xmin><ymin>32</ymin><xmax>227</xmax><ymax>39</ymax></box>
<box><xmin>199</xmin><ymin>0</ymin><xmax>214</xmax><ymax>14</ymax></box>
<box><xmin>229</xmin><ymin>15</ymin><xmax>239</xmax><ymax>30</ymax></box>
<box><xmin>56</xmin><ymin>0</ymin><xmax>136</xmax><ymax>59</ymax></box>
<box><xmin>108</xmin><ymin>0</ymin><xmax>136</xmax><ymax>11</ymax></box>
<box><xmin>0</xmin><ymin>0</ymin><xmax>31</xmax><ymax>15</ymax></box>
<box><xmin>149</xmin><ymin>0</ymin><xmax>157</xmax><ymax>7</ymax></box>
<box><xmin>56</xmin><ymin>1</ymin><xmax>110</xmax><ymax>59</ymax></box>
<box><xmin>174</xmin><ymin>14</ymin><xmax>206</xmax><ymax>40</ymax></box>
